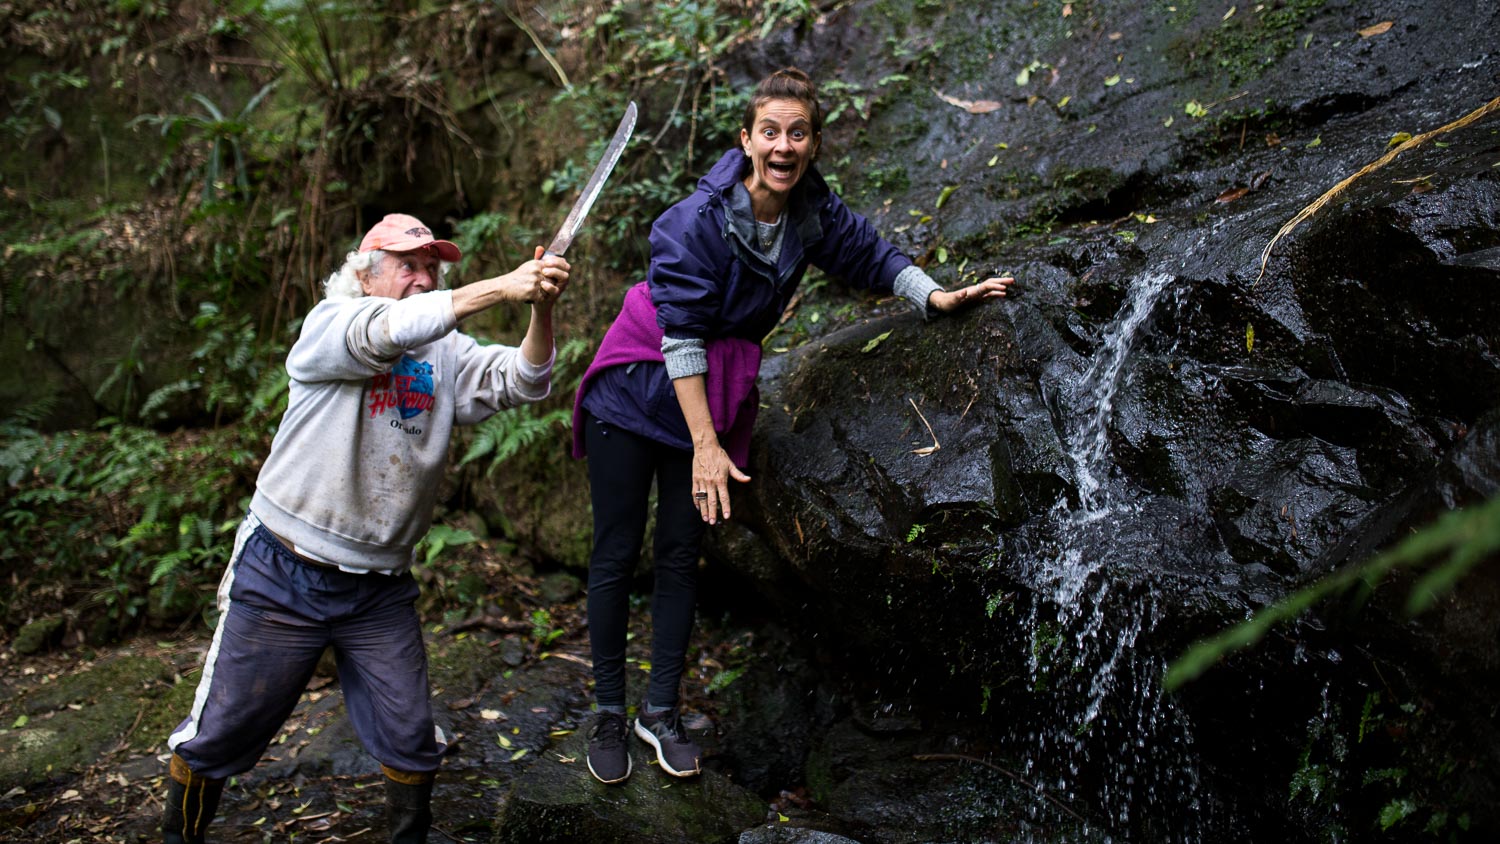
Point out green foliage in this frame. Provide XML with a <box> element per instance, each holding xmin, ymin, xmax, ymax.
<box><xmin>460</xmin><ymin>405</ymin><xmax>571</xmax><ymax>472</ymax></box>
<box><xmin>1286</xmin><ymin>688</ymin><xmax>1477</xmax><ymax>841</ymax></box>
<box><xmin>0</xmin><ymin>69</ymin><xmax>89</xmax><ymax>144</ymax></box>
<box><xmin>529</xmin><ymin>607</ymin><xmax>564</xmax><ymax>647</ymax></box>
<box><xmin>0</xmin><ymin>415</ymin><xmax>262</xmax><ymax>635</ymax></box>
<box><xmin>625</xmin><ymin>1</ymin><xmax>742</xmax><ymax>66</ymax></box>
<box><xmin>1</xmin><ymin>0</ymin><xmax>888</xmax><ymax>640</ymax></box>
<box><xmin>1288</xmin><ymin>747</ymin><xmax>1332</xmax><ymax>806</ymax></box>
<box><xmin>450</xmin><ymin>211</ymin><xmax>542</xmax><ymax>280</ymax></box>
<box><xmin>1165</xmin><ymin>495</ymin><xmax>1500</xmax><ymax>690</ymax></box>
<box><xmin>704</xmin><ymin>665</ymin><xmax>746</xmax><ymax>694</ymax></box>
<box><xmin>1029</xmin><ymin>619</ymin><xmax>1065</xmax><ymax>691</ymax></box>
<box><xmin>820</xmin><ymin>79</ymin><xmax>872</xmax><ymax>126</ymax></box>
<box><xmin>417</xmin><ymin>524</ymin><xmax>479</xmax><ymax>566</ymax></box>
<box><xmin>984</xmin><ymin>590</ymin><xmax>1006</xmax><ymax>619</ymax></box>
<box><xmin>458</xmin><ymin>337</ymin><xmax>591</xmax><ymax>475</ymax></box>
<box><xmin>94</xmin><ymin>337</ymin><xmax>149</xmax><ymax>420</ymax></box>
<box><xmin>1168</xmin><ymin>0</ymin><xmax>1330</xmax><ymax>89</ymax></box>
<box><xmin>130</xmin><ymin>82</ymin><xmax>278</xmax><ymax>202</ymax></box>
<box><xmin>757</xmin><ymin>0</ymin><xmax>817</xmax><ymax>39</ymax></box>
<box><xmin>862</xmin><ymin>164</ymin><xmax>911</xmax><ymax>197</ymax></box>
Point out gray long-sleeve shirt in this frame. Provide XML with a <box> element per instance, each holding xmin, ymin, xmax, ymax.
<box><xmin>250</xmin><ymin>290</ymin><xmax>551</xmax><ymax>573</ymax></box>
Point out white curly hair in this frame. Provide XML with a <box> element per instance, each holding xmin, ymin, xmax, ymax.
<box><xmin>322</xmin><ymin>249</ymin><xmax>454</xmax><ymax>300</ymax></box>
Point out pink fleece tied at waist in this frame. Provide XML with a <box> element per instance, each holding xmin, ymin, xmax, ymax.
<box><xmin>571</xmin><ymin>282</ymin><xmax>762</xmax><ymax>466</ymax></box>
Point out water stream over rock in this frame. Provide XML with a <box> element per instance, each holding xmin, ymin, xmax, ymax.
<box><xmin>705</xmin><ymin>2</ymin><xmax>1500</xmax><ymax>838</ymax></box>
<box><xmin>1018</xmin><ymin>264</ymin><xmax>1198</xmax><ymax>841</ymax></box>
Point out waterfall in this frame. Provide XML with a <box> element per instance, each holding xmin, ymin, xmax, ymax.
<box><xmin>1017</xmin><ymin>267</ymin><xmax>1205</xmax><ymax>842</ymax></box>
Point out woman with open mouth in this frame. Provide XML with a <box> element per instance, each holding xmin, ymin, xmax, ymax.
<box><xmin>570</xmin><ymin>66</ymin><xmax>1015</xmax><ymax>785</ymax></box>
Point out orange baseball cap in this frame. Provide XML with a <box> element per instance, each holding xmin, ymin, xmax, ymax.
<box><xmin>358</xmin><ymin>213</ymin><xmax>462</xmax><ymax>262</ymax></box>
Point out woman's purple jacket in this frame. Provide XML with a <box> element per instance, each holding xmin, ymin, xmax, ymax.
<box><xmin>571</xmin><ymin>282</ymin><xmax>761</xmax><ymax>465</ymax></box>
<box><xmin>572</xmin><ymin>148</ymin><xmax>915</xmax><ymax>464</ymax></box>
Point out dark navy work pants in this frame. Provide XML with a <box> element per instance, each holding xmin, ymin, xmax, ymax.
<box><xmin>583</xmin><ymin>412</ymin><xmax>707</xmax><ymax>709</ymax></box>
<box><xmin>168</xmin><ymin>514</ymin><xmax>442</xmax><ymax>778</ymax></box>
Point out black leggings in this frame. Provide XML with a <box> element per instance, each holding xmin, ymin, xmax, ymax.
<box><xmin>583</xmin><ymin>412</ymin><xmax>707</xmax><ymax>709</ymax></box>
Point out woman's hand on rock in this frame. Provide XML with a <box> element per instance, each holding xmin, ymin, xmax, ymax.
<box><xmin>928</xmin><ymin>275</ymin><xmax>1015</xmax><ymax>313</ymax></box>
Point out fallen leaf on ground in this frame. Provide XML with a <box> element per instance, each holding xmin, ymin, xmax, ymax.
<box><xmin>1359</xmin><ymin>21</ymin><xmax>1394</xmax><ymax>37</ymax></box>
<box><xmin>1216</xmin><ymin>186</ymin><xmax>1250</xmax><ymax>203</ymax></box>
<box><xmin>862</xmin><ymin>330</ymin><xmax>893</xmax><ymax>353</ymax></box>
<box><xmin>934</xmin><ymin>90</ymin><xmax>1002</xmax><ymax>113</ymax></box>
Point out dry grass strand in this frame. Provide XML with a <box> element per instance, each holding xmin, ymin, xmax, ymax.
<box><xmin>1257</xmin><ymin>95</ymin><xmax>1500</xmax><ymax>283</ymax></box>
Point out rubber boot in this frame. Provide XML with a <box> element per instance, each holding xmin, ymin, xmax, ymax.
<box><xmin>382</xmin><ymin>765</ymin><xmax>434</xmax><ymax>844</ymax></box>
<box><xmin>162</xmin><ymin>754</ymin><xmax>224</xmax><ymax>844</ymax></box>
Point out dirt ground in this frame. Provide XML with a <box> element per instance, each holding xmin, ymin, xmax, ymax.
<box><xmin>0</xmin><ymin>578</ymin><xmax>750</xmax><ymax>844</ymax></box>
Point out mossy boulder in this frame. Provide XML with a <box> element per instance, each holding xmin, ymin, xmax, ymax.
<box><xmin>494</xmin><ymin>730</ymin><xmax>766</xmax><ymax>844</ymax></box>
<box><xmin>11</xmin><ymin>617</ymin><xmax>65</xmax><ymax>656</ymax></box>
<box><xmin>0</xmin><ymin>655</ymin><xmax>176</xmax><ymax>790</ymax></box>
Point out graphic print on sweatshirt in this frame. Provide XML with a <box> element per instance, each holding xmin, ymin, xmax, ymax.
<box><xmin>368</xmin><ymin>356</ymin><xmax>435</xmax><ymax>432</ymax></box>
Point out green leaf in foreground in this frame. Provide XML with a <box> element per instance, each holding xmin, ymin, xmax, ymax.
<box><xmin>705</xmin><ymin>666</ymin><xmax>746</xmax><ymax>694</ymax></box>
<box><xmin>1164</xmin><ymin>495</ymin><xmax>1500</xmax><ymax>691</ymax></box>
<box><xmin>862</xmin><ymin>330</ymin><xmax>893</xmax><ymax>353</ymax></box>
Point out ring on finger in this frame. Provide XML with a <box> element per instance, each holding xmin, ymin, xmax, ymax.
<box><xmin>694</xmin><ymin>490</ymin><xmax>708</xmax><ymax>500</ymax></box>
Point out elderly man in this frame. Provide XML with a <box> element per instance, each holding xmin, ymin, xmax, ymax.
<box><xmin>160</xmin><ymin>214</ymin><xmax>570</xmax><ymax>844</ymax></box>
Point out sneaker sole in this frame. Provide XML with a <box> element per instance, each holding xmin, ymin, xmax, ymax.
<box><xmin>587</xmin><ymin>751</ymin><xmax>632</xmax><ymax>785</ymax></box>
<box><xmin>633</xmin><ymin>720</ymin><xmax>701</xmax><ymax>777</ymax></box>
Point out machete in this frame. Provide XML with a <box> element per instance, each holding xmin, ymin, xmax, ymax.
<box><xmin>544</xmin><ymin>101</ymin><xmax>638</xmax><ymax>257</ymax></box>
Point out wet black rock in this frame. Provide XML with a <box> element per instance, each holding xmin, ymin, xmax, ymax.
<box><xmin>703</xmin><ymin>0</ymin><xmax>1500</xmax><ymax>839</ymax></box>
<box><xmin>738</xmin><ymin>826</ymin><xmax>862</xmax><ymax>844</ymax></box>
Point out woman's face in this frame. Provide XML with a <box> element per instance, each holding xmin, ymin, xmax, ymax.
<box><xmin>741</xmin><ymin>97</ymin><xmax>820</xmax><ymax>206</ymax></box>
<box><xmin>360</xmin><ymin>249</ymin><xmax>441</xmax><ymax>299</ymax></box>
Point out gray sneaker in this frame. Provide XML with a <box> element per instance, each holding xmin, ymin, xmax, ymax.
<box><xmin>586</xmin><ymin>711</ymin><xmax>632</xmax><ymax>784</ymax></box>
<box><xmin>633</xmin><ymin>705</ymin><xmax>702</xmax><ymax>777</ymax></box>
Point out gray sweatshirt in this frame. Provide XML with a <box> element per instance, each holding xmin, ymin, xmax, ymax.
<box><xmin>250</xmin><ymin>290</ymin><xmax>552</xmax><ymax>573</ymax></box>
